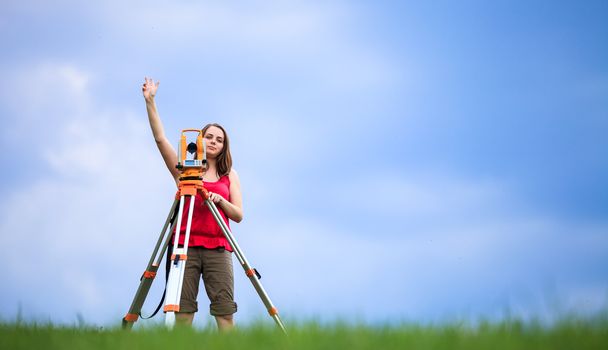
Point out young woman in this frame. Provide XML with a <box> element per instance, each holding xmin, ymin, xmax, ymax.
<box><xmin>142</xmin><ymin>77</ymin><xmax>243</xmax><ymax>331</ymax></box>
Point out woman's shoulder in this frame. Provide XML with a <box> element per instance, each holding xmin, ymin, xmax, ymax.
<box><xmin>228</xmin><ymin>168</ymin><xmax>240</xmax><ymax>184</ymax></box>
<box><xmin>228</xmin><ymin>168</ymin><xmax>239</xmax><ymax>179</ymax></box>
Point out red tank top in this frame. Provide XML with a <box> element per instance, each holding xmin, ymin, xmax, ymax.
<box><xmin>173</xmin><ymin>175</ymin><xmax>233</xmax><ymax>251</ymax></box>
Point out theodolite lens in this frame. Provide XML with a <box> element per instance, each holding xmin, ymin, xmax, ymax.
<box><xmin>187</xmin><ymin>142</ymin><xmax>197</xmax><ymax>154</ymax></box>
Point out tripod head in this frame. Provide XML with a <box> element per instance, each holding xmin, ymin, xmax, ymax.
<box><xmin>176</xmin><ymin>129</ymin><xmax>208</xmax><ymax>180</ymax></box>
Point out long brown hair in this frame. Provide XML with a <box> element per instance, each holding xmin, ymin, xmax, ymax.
<box><xmin>202</xmin><ymin>123</ymin><xmax>232</xmax><ymax>177</ymax></box>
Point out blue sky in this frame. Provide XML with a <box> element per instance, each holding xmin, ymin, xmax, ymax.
<box><xmin>0</xmin><ymin>0</ymin><xmax>607</xmax><ymax>328</ymax></box>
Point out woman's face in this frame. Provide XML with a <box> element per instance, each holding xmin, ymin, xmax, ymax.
<box><xmin>204</xmin><ymin>126</ymin><xmax>225</xmax><ymax>158</ymax></box>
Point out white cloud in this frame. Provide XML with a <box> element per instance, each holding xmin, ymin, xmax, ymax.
<box><xmin>231</xmin><ymin>171</ymin><xmax>608</xmax><ymax>322</ymax></box>
<box><xmin>95</xmin><ymin>1</ymin><xmax>339</xmax><ymax>49</ymax></box>
<box><xmin>0</xmin><ymin>61</ymin><xmax>176</xmax><ymax>324</ymax></box>
<box><xmin>50</xmin><ymin>0</ymin><xmax>398</xmax><ymax>93</ymax></box>
<box><xmin>330</xmin><ymin>171</ymin><xmax>515</xmax><ymax>223</ymax></box>
<box><xmin>103</xmin><ymin>1</ymin><xmax>399</xmax><ymax>92</ymax></box>
<box><xmin>232</xmin><ymin>210</ymin><xmax>608</xmax><ymax>323</ymax></box>
<box><xmin>0</xmin><ymin>62</ymin><xmax>93</xmax><ymax>144</ymax></box>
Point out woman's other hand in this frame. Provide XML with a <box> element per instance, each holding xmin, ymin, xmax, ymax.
<box><xmin>142</xmin><ymin>77</ymin><xmax>159</xmax><ymax>102</ymax></box>
<box><xmin>208</xmin><ymin>192</ymin><xmax>224</xmax><ymax>204</ymax></box>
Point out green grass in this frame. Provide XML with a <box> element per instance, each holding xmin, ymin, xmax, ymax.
<box><xmin>1</xmin><ymin>318</ymin><xmax>607</xmax><ymax>350</ymax></box>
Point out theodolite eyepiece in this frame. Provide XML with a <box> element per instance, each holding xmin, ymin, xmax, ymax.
<box><xmin>187</xmin><ymin>142</ymin><xmax>198</xmax><ymax>154</ymax></box>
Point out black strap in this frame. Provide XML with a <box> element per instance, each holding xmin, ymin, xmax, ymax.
<box><xmin>139</xmin><ymin>290</ymin><xmax>166</xmax><ymax>319</ymax></box>
<box><xmin>139</xmin><ymin>245</ymin><xmax>172</xmax><ymax>319</ymax></box>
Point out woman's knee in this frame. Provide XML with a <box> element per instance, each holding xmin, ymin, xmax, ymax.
<box><xmin>216</xmin><ymin>314</ymin><xmax>233</xmax><ymax>321</ymax></box>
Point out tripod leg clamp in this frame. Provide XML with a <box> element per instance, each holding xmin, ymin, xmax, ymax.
<box><xmin>246</xmin><ymin>268</ymin><xmax>262</xmax><ymax>279</ymax></box>
<box><xmin>171</xmin><ymin>254</ymin><xmax>188</xmax><ymax>266</ymax></box>
<box><xmin>164</xmin><ymin>304</ymin><xmax>180</xmax><ymax>313</ymax></box>
<box><xmin>143</xmin><ymin>271</ymin><xmax>157</xmax><ymax>279</ymax></box>
<box><xmin>124</xmin><ymin>313</ymin><xmax>139</xmax><ymax>322</ymax></box>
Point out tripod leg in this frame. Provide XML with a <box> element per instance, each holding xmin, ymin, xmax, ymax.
<box><xmin>205</xmin><ymin>200</ymin><xmax>287</xmax><ymax>334</ymax></box>
<box><xmin>122</xmin><ymin>198</ymin><xmax>180</xmax><ymax>329</ymax></box>
<box><xmin>164</xmin><ymin>194</ymin><xmax>196</xmax><ymax>328</ymax></box>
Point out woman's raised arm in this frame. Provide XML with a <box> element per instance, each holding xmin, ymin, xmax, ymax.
<box><xmin>142</xmin><ymin>77</ymin><xmax>179</xmax><ymax>184</ymax></box>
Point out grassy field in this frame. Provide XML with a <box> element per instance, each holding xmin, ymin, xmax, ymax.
<box><xmin>1</xmin><ymin>318</ymin><xmax>607</xmax><ymax>350</ymax></box>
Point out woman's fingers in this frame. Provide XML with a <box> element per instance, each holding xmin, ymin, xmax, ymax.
<box><xmin>208</xmin><ymin>191</ymin><xmax>222</xmax><ymax>203</ymax></box>
<box><xmin>142</xmin><ymin>78</ymin><xmax>159</xmax><ymax>91</ymax></box>
<box><xmin>143</xmin><ymin>77</ymin><xmax>156</xmax><ymax>88</ymax></box>
<box><xmin>142</xmin><ymin>77</ymin><xmax>158</xmax><ymax>98</ymax></box>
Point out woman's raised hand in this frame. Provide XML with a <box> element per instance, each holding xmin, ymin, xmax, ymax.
<box><xmin>142</xmin><ymin>77</ymin><xmax>159</xmax><ymax>102</ymax></box>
